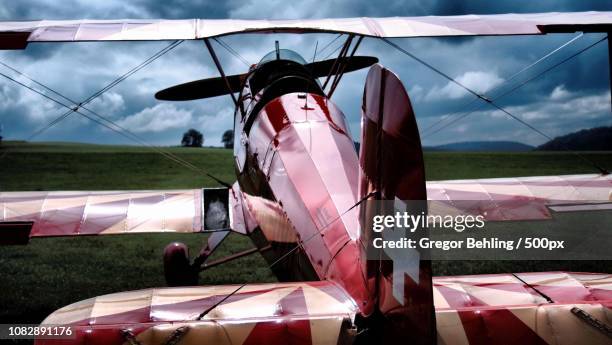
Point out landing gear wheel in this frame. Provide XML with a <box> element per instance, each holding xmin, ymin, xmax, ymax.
<box><xmin>163</xmin><ymin>242</ymin><xmax>198</xmax><ymax>286</ymax></box>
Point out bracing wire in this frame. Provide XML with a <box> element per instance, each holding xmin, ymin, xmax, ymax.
<box><xmin>311</xmin><ymin>40</ymin><xmax>319</xmax><ymax>63</ymax></box>
<box><xmin>196</xmin><ymin>189</ymin><xmax>378</xmax><ymax>319</ymax></box>
<box><xmin>81</xmin><ymin>40</ymin><xmax>184</xmax><ymax>109</ymax></box>
<box><xmin>267</xmin><ymin>190</ymin><xmax>377</xmax><ymax>271</ymax></box>
<box><xmin>424</xmin><ymin>35</ymin><xmax>609</xmax><ymax>139</ymax></box>
<box><xmin>420</xmin><ymin>32</ymin><xmax>584</xmax><ymax>137</ymax></box>
<box><xmin>213</xmin><ymin>37</ymin><xmax>251</xmax><ymax>68</ymax></box>
<box><xmin>323</xmin><ymin>40</ymin><xmax>346</xmax><ymax>60</ymax></box>
<box><xmin>0</xmin><ymin>42</ymin><xmax>183</xmax><ymax>142</ymax></box>
<box><xmin>0</xmin><ymin>68</ymin><xmax>232</xmax><ymax>186</ymax></box>
<box><xmin>382</xmin><ymin>35</ymin><xmax>610</xmax><ymax>174</ymax></box>
<box><xmin>486</xmin><ymin>97</ymin><xmax>609</xmax><ymax>174</ymax></box>
<box><xmin>317</xmin><ymin>34</ymin><xmax>342</xmax><ymax>58</ymax></box>
<box><xmin>383</xmin><ymin>38</ymin><xmax>485</xmax><ymax>100</ymax></box>
<box><xmin>0</xmin><ymin>41</ymin><xmax>232</xmax><ymax>186</ymax></box>
<box><xmin>5</xmin><ymin>40</ymin><xmax>183</xmax><ymax>143</ymax></box>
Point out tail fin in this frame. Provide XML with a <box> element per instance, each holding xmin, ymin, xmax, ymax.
<box><xmin>358</xmin><ymin>64</ymin><xmax>435</xmax><ymax>344</ymax></box>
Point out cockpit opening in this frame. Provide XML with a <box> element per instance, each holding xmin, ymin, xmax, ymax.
<box><xmin>248</xmin><ymin>49</ymin><xmax>323</xmax><ymax>98</ymax></box>
<box><xmin>257</xmin><ymin>49</ymin><xmax>308</xmax><ymax>66</ymax></box>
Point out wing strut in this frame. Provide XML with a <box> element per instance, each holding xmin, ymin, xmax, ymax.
<box><xmin>328</xmin><ymin>35</ymin><xmax>364</xmax><ymax>98</ymax></box>
<box><xmin>198</xmin><ymin>245</ymin><xmax>270</xmax><ymax>271</ymax></box>
<box><xmin>322</xmin><ymin>34</ymin><xmax>354</xmax><ymax>90</ymax></box>
<box><xmin>203</xmin><ymin>38</ymin><xmax>242</xmax><ymax>114</ymax></box>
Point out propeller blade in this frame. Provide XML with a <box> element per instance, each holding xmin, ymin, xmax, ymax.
<box><xmin>155</xmin><ymin>56</ymin><xmax>377</xmax><ymax>101</ymax></box>
<box><xmin>155</xmin><ymin>74</ymin><xmax>245</xmax><ymax>101</ymax></box>
<box><xmin>305</xmin><ymin>56</ymin><xmax>378</xmax><ymax>78</ymax></box>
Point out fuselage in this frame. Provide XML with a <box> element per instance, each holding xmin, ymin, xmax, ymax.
<box><xmin>232</xmin><ymin>55</ymin><xmax>373</xmax><ymax>312</ymax></box>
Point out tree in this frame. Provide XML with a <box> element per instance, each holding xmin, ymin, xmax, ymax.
<box><xmin>221</xmin><ymin>129</ymin><xmax>234</xmax><ymax>149</ymax></box>
<box><xmin>181</xmin><ymin>129</ymin><xmax>204</xmax><ymax>147</ymax></box>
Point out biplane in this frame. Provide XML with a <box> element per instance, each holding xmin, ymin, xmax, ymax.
<box><xmin>0</xmin><ymin>11</ymin><xmax>612</xmax><ymax>345</ymax></box>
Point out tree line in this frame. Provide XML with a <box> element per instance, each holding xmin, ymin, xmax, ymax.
<box><xmin>181</xmin><ymin>128</ymin><xmax>233</xmax><ymax>148</ymax></box>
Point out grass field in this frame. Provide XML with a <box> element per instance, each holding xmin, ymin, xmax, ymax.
<box><xmin>1</xmin><ymin>141</ymin><xmax>611</xmax><ymax>325</ymax></box>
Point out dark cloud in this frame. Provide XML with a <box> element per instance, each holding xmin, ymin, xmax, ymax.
<box><xmin>0</xmin><ymin>0</ymin><xmax>610</xmax><ymax>147</ymax></box>
<box><xmin>428</xmin><ymin>0</ymin><xmax>612</xmax><ymax>15</ymax></box>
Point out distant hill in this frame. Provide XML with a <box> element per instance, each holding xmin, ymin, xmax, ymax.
<box><xmin>426</xmin><ymin>141</ymin><xmax>534</xmax><ymax>152</ymax></box>
<box><xmin>537</xmin><ymin>126</ymin><xmax>612</xmax><ymax>151</ymax></box>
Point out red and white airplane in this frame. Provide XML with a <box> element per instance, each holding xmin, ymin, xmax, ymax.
<box><xmin>1</xmin><ymin>12</ymin><xmax>612</xmax><ymax>345</ymax></box>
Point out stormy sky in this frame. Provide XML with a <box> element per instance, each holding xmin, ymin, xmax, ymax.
<box><xmin>0</xmin><ymin>0</ymin><xmax>611</xmax><ymax>147</ymax></box>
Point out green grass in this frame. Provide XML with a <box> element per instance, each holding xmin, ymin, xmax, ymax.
<box><xmin>424</xmin><ymin>150</ymin><xmax>612</xmax><ymax>180</ymax></box>
<box><xmin>0</xmin><ymin>141</ymin><xmax>235</xmax><ymax>190</ymax></box>
<box><xmin>0</xmin><ymin>141</ymin><xmax>611</xmax><ymax>324</ymax></box>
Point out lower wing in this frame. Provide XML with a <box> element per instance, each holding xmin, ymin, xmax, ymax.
<box><xmin>38</xmin><ymin>280</ymin><xmax>359</xmax><ymax>345</ymax></box>
<box><xmin>0</xmin><ymin>188</ymin><xmax>231</xmax><ymax>244</ymax></box>
<box><xmin>427</xmin><ymin>173</ymin><xmax>612</xmax><ymax>221</ymax></box>
<box><xmin>36</xmin><ymin>272</ymin><xmax>612</xmax><ymax>345</ymax></box>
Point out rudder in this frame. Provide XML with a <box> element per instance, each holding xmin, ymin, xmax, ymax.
<box><xmin>358</xmin><ymin>63</ymin><xmax>436</xmax><ymax>344</ymax></box>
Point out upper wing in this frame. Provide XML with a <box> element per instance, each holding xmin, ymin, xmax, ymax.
<box><xmin>0</xmin><ymin>12</ymin><xmax>610</xmax><ymax>48</ymax></box>
<box><xmin>427</xmin><ymin>173</ymin><xmax>612</xmax><ymax>221</ymax></box>
<box><xmin>0</xmin><ymin>188</ymin><xmax>231</xmax><ymax>244</ymax></box>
